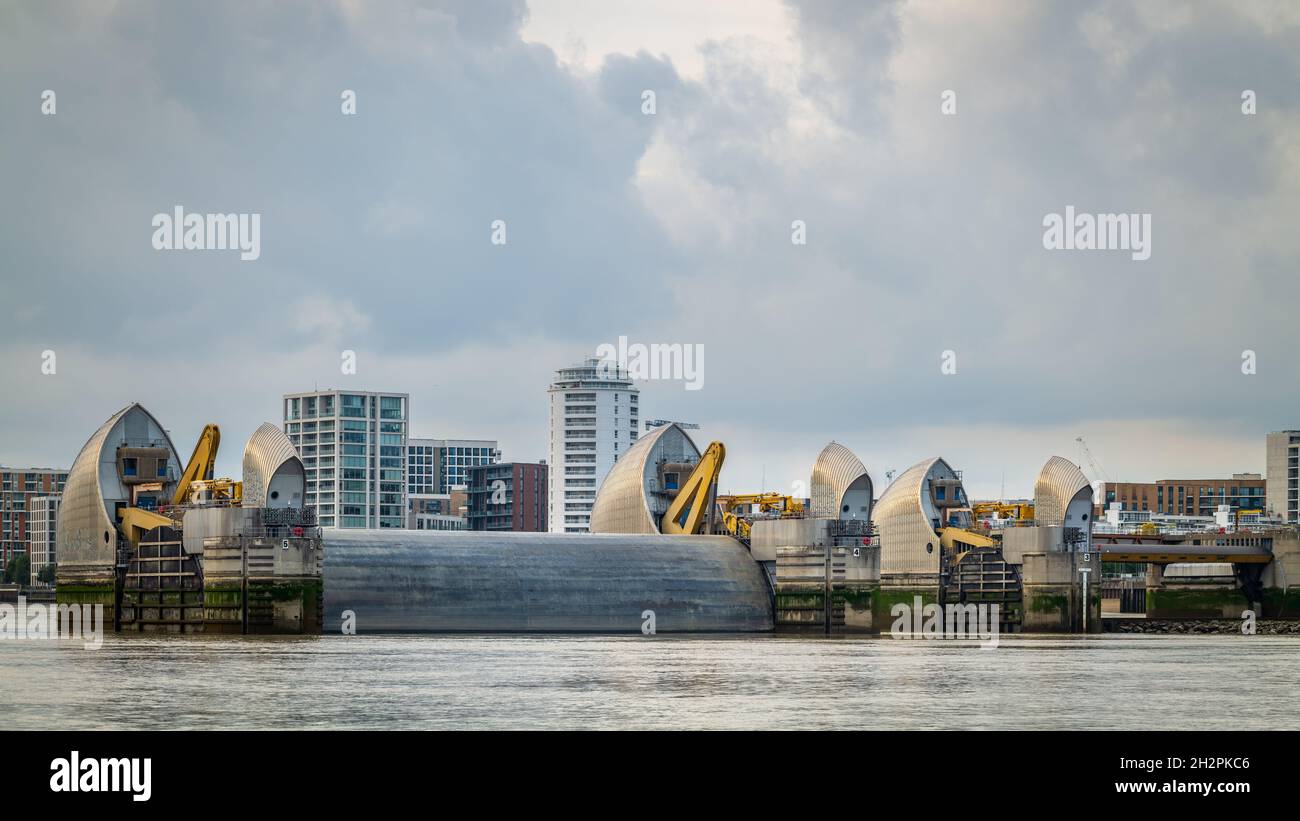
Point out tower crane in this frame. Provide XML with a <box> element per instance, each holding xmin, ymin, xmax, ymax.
<box><xmin>1074</xmin><ymin>436</ymin><xmax>1109</xmax><ymax>483</ymax></box>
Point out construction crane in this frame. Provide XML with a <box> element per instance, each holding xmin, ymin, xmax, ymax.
<box><xmin>1075</xmin><ymin>436</ymin><xmax>1109</xmax><ymax>483</ymax></box>
<box><xmin>660</xmin><ymin>441</ymin><xmax>725</xmax><ymax>535</ymax></box>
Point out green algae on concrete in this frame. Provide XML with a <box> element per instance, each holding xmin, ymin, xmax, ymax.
<box><xmin>1147</xmin><ymin>587</ymin><xmax>1247</xmax><ymax>619</ymax></box>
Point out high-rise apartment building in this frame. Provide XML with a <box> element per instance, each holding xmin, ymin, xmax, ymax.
<box><xmin>1266</xmin><ymin>431</ymin><xmax>1300</xmax><ymax>523</ymax></box>
<box><xmin>283</xmin><ymin>390</ymin><xmax>409</xmax><ymax>528</ymax></box>
<box><xmin>28</xmin><ymin>495</ymin><xmax>60</xmax><ymax>586</ymax></box>
<box><xmin>547</xmin><ymin>358</ymin><xmax>639</xmax><ymax>533</ymax></box>
<box><xmin>0</xmin><ymin>468</ymin><xmax>67</xmax><ymax>566</ymax></box>
<box><xmin>467</xmin><ymin>462</ymin><xmax>548</xmax><ymax>531</ymax></box>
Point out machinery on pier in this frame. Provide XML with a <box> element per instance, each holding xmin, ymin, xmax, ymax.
<box><xmin>716</xmin><ymin>493</ymin><xmax>806</xmax><ymax>542</ymax></box>
<box><xmin>56</xmin><ymin>405</ymin><xmax>320</xmax><ymax>634</ymax></box>
<box><xmin>970</xmin><ymin>501</ymin><xmax>1034</xmax><ymax>522</ymax></box>
<box><xmin>115</xmin><ymin>423</ymin><xmax>243</xmax><ymax>550</ymax></box>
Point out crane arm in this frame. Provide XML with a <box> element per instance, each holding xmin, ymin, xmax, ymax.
<box><xmin>660</xmin><ymin>441</ymin><xmax>725</xmax><ymax>535</ymax></box>
<box><xmin>118</xmin><ymin>506</ymin><xmax>179</xmax><ymax>549</ymax></box>
<box><xmin>1075</xmin><ymin>436</ymin><xmax>1109</xmax><ymax>483</ymax></box>
<box><xmin>173</xmin><ymin>424</ymin><xmax>221</xmax><ymax>505</ymax></box>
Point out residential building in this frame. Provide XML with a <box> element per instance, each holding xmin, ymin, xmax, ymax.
<box><xmin>547</xmin><ymin>358</ymin><xmax>639</xmax><ymax>533</ymax></box>
<box><xmin>467</xmin><ymin>462</ymin><xmax>548</xmax><ymax>531</ymax></box>
<box><xmin>1266</xmin><ymin>431</ymin><xmax>1300</xmax><ymax>523</ymax></box>
<box><xmin>1097</xmin><ymin>474</ymin><xmax>1266</xmax><ymax>517</ymax></box>
<box><xmin>406</xmin><ymin>437</ymin><xmax>500</xmax><ymax>496</ymax></box>
<box><xmin>410</xmin><ymin>512</ymin><xmax>468</xmax><ymax>531</ymax></box>
<box><xmin>28</xmin><ymin>495</ymin><xmax>60</xmax><ymax>586</ymax></box>
<box><xmin>408</xmin><ymin>486</ymin><xmax>471</xmax><ymax>522</ymax></box>
<box><xmin>0</xmin><ymin>468</ymin><xmax>67</xmax><ymax>566</ymax></box>
<box><xmin>283</xmin><ymin>390</ymin><xmax>409</xmax><ymax>528</ymax></box>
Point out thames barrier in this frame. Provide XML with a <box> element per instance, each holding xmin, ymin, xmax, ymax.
<box><xmin>49</xmin><ymin>404</ymin><xmax>1300</xmax><ymax>635</ymax></box>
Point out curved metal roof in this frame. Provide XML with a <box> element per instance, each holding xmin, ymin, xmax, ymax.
<box><xmin>810</xmin><ymin>442</ymin><xmax>873</xmax><ymax>520</ymax></box>
<box><xmin>56</xmin><ymin>403</ymin><xmax>181</xmax><ymax>574</ymax></box>
<box><xmin>874</xmin><ymin>457</ymin><xmax>958</xmax><ymax>576</ymax></box>
<box><xmin>242</xmin><ymin>422</ymin><xmax>303</xmax><ymax>507</ymax></box>
<box><xmin>1034</xmin><ymin>456</ymin><xmax>1091</xmax><ymax>528</ymax></box>
<box><xmin>589</xmin><ymin>423</ymin><xmax>700</xmax><ymax>534</ymax></box>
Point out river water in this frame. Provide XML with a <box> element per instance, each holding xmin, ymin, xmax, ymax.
<box><xmin>2</xmin><ymin>633</ymin><xmax>1297</xmax><ymax>730</ymax></box>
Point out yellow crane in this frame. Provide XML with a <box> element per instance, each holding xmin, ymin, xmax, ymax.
<box><xmin>174</xmin><ymin>423</ymin><xmax>220</xmax><ymax>505</ymax></box>
<box><xmin>970</xmin><ymin>502</ymin><xmax>1034</xmax><ymax>521</ymax></box>
<box><xmin>717</xmin><ymin>493</ymin><xmax>806</xmax><ymax>517</ymax></box>
<box><xmin>661</xmin><ymin>442</ymin><xmax>725</xmax><ymax>535</ymax></box>
<box><xmin>940</xmin><ymin>526</ymin><xmax>999</xmax><ymax>553</ymax></box>
<box><xmin>118</xmin><ymin>423</ymin><xmax>240</xmax><ymax>549</ymax></box>
<box><xmin>715</xmin><ymin>492</ymin><xmax>806</xmax><ymax>542</ymax></box>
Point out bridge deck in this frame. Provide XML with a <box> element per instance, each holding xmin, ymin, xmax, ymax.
<box><xmin>1095</xmin><ymin>539</ymin><xmax>1271</xmax><ymax>564</ymax></box>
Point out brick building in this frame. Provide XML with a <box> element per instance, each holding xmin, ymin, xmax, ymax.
<box><xmin>467</xmin><ymin>462</ymin><xmax>548</xmax><ymax>532</ymax></box>
<box><xmin>1097</xmin><ymin>473</ymin><xmax>1265</xmax><ymax>517</ymax></box>
<box><xmin>0</xmin><ymin>468</ymin><xmax>68</xmax><ymax>566</ymax></box>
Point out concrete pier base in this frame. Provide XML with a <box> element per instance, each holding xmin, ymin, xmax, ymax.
<box><xmin>1020</xmin><ymin>551</ymin><xmax>1101</xmax><ymax>633</ymax></box>
<box><xmin>874</xmin><ymin>576</ymin><xmax>940</xmax><ymax>634</ymax></box>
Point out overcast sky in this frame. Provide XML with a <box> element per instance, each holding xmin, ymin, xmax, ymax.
<box><xmin>2</xmin><ymin>0</ymin><xmax>1297</xmax><ymax>499</ymax></box>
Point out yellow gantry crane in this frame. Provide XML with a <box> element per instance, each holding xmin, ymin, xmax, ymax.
<box><xmin>715</xmin><ymin>492</ymin><xmax>806</xmax><ymax>542</ymax></box>
<box><xmin>970</xmin><ymin>502</ymin><xmax>1034</xmax><ymax>521</ymax></box>
<box><xmin>660</xmin><ymin>442</ymin><xmax>726</xmax><ymax>535</ymax></box>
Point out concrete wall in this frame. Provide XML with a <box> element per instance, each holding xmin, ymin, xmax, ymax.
<box><xmin>999</xmin><ymin>526</ymin><xmax>1063</xmax><ymax>565</ymax></box>
<box><xmin>749</xmin><ymin>518</ymin><xmax>832</xmax><ymax>561</ymax></box>
<box><xmin>773</xmin><ymin>544</ymin><xmax>877</xmax><ymax>632</ymax></box>
<box><xmin>322</xmin><ymin>530</ymin><xmax>772</xmax><ymax>633</ymax></box>
<box><xmin>183</xmin><ymin>507</ymin><xmax>259</xmax><ymax>555</ymax></box>
<box><xmin>1262</xmin><ymin>531</ymin><xmax>1300</xmax><ymax>616</ymax></box>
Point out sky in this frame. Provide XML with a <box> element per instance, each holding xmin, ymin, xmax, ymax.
<box><xmin>1</xmin><ymin>0</ymin><xmax>1297</xmax><ymax>500</ymax></box>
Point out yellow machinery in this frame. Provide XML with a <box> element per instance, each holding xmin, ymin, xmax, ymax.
<box><xmin>118</xmin><ymin>506</ymin><xmax>180</xmax><ymax>549</ymax></box>
<box><xmin>174</xmin><ymin>423</ymin><xmax>220</xmax><ymax>504</ymax></box>
<box><xmin>661</xmin><ymin>442</ymin><xmax>725</xmax><ymax>535</ymax></box>
<box><xmin>172</xmin><ymin>424</ymin><xmax>241</xmax><ymax>505</ymax></box>
<box><xmin>970</xmin><ymin>502</ymin><xmax>1034</xmax><ymax>521</ymax></box>
<box><xmin>117</xmin><ymin>423</ymin><xmax>241</xmax><ymax>549</ymax></box>
<box><xmin>186</xmin><ymin>478</ymin><xmax>243</xmax><ymax>506</ymax></box>
<box><xmin>720</xmin><ymin>510</ymin><xmax>753</xmax><ymax>542</ymax></box>
<box><xmin>940</xmin><ymin>526</ymin><xmax>999</xmax><ymax>554</ymax></box>
<box><xmin>715</xmin><ymin>492</ymin><xmax>806</xmax><ymax>542</ymax></box>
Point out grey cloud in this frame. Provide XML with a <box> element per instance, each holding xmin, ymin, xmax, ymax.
<box><xmin>1</xmin><ymin>0</ymin><xmax>1297</xmax><ymax>491</ymax></box>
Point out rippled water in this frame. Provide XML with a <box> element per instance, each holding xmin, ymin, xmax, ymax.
<box><xmin>2</xmin><ymin>633</ymin><xmax>1298</xmax><ymax>730</ymax></box>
